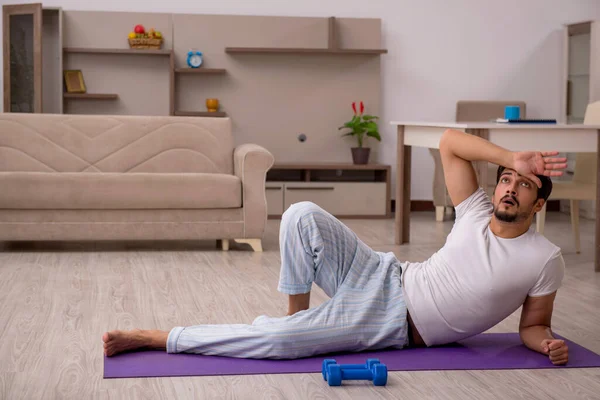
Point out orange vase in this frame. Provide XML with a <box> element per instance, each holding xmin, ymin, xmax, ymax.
<box><xmin>206</xmin><ymin>98</ymin><xmax>219</xmax><ymax>112</ymax></box>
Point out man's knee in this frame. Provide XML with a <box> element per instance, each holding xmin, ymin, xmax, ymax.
<box><xmin>281</xmin><ymin>201</ymin><xmax>325</xmax><ymax>224</ymax></box>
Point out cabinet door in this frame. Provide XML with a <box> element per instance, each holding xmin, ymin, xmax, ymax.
<box><xmin>564</xmin><ymin>21</ymin><xmax>593</xmax><ymax>124</ymax></box>
<box><xmin>3</xmin><ymin>3</ymin><xmax>43</xmax><ymax>113</ymax></box>
<box><xmin>284</xmin><ymin>182</ymin><xmax>387</xmax><ymax>217</ymax></box>
<box><xmin>266</xmin><ymin>182</ymin><xmax>284</xmax><ymax>216</ymax></box>
<box><xmin>590</xmin><ymin>21</ymin><xmax>600</xmax><ymax>105</ymax></box>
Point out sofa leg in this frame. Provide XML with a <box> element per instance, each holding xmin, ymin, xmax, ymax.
<box><xmin>234</xmin><ymin>239</ymin><xmax>263</xmax><ymax>252</ymax></box>
<box><xmin>221</xmin><ymin>239</ymin><xmax>230</xmax><ymax>251</ymax></box>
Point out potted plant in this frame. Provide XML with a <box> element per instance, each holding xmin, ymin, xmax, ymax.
<box><xmin>338</xmin><ymin>101</ymin><xmax>381</xmax><ymax>164</ymax></box>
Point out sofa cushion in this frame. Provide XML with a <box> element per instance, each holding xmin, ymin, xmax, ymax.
<box><xmin>0</xmin><ymin>172</ymin><xmax>241</xmax><ymax>209</ymax></box>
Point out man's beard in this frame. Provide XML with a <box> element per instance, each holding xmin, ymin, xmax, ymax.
<box><xmin>493</xmin><ymin>207</ymin><xmax>530</xmax><ymax>222</ymax></box>
<box><xmin>493</xmin><ymin>195</ymin><xmax>531</xmax><ymax>223</ymax></box>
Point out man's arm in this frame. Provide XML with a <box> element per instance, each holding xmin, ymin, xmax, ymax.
<box><xmin>438</xmin><ymin>129</ymin><xmax>514</xmax><ymax>206</ymax></box>
<box><xmin>519</xmin><ymin>292</ymin><xmax>568</xmax><ymax>365</ymax></box>
<box><xmin>438</xmin><ymin>129</ymin><xmax>566</xmax><ymax>206</ymax></box>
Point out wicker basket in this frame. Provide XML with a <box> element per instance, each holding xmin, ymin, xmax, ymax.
<box><xmin>128</xmin><ymin>37</ymin><xmax>163</xmax><ymax>49</ymax></box>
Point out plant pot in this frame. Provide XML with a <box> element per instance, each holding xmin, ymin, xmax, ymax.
<box><xmin>351</xmin><ymin>147</ymin><xmax>370</xmax><ymax>165</ymax></box>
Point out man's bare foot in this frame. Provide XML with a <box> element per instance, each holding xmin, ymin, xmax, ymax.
<box><xmin>102</xmin><ymin>329</ymin><xmax>168</xmax><ymax>356</ymax></box>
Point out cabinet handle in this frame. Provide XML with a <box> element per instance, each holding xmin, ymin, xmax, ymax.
<box><xmin>286</xmin><ymin>187</ymin><xmax>335</xmax><ymax>191</ymax></box>
<box><xmin>266</xmin><ymin>187</ymin><xmax>282</xmax><ymax>191</ymax></box>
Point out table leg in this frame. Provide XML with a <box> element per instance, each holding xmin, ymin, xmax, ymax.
<box><xmin>596</xmin><ymin>129</ymin><xmax>600</xmax><ymax>272</ymax></box>
<box><xmin>396</xmin><ymin>125</ymin><xmax>412</xmax><ymax>244</ymax></box>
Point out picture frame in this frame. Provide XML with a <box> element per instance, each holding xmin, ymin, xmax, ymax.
<box><xmin>63</xmin><ymin>70</ymin><xmax>86</xmax><ymax>93</ymax></box>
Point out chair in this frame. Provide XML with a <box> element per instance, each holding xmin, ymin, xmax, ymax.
<box><xmin>430</xmin><ymin>101</ymin><xmax>527</xmax><ymax>221</ymax></box>
<box><xmin>536</xmin><ymin>101</ymin><xmax>600</xmax><ymax>253</ymax></box>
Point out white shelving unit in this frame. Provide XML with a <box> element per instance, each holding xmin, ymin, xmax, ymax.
<box><xmin>560</xmin><ymin>20</ymin><xmax>600</xmax><ymax>218</ymax></box>
<box><xmin>562</xmin><ymin>21</ymin><xmax>600</xmax><ymax>124</ymax></box>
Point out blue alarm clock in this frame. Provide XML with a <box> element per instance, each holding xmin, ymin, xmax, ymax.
<box><xmin>187</xmin><ymin>51</ymin><xmax>203</xmax><ymax>68</ymax></box>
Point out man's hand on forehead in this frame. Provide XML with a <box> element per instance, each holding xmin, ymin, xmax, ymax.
<box><xmin>511</xmin><ymin>152</ymin><xmax>567</xmax><ymax>188</ymax></box>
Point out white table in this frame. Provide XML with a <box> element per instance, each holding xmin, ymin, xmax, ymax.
<box><xmin>391</xmin><ymin>122</ymin><xmax>600</xmax><ymax>271</ymax></box>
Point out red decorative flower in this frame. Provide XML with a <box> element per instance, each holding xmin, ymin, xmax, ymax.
<box><xmin>352</xmin><ymin>102</ymin><xmax>357</xmax><ymax>115</ymax></box>
<box><xmin>360</xmin><ymin>101</ymin><xmax>364</xmax><ymax>115</ymax></box>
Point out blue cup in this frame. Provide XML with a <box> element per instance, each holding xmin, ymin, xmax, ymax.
<box><xmin>504</xmin><ymin>106</ymin><xmax>520</xmax><ymax>120</ymax></box>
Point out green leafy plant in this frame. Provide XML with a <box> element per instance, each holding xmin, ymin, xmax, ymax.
<box><xmin>338</xmin><ymin>101</ymin><xmax>381</xmax><ymax>148</ymax></box>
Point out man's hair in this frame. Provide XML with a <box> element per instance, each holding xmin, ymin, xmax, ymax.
<box><xmin>496</xmin><ymin>165</ymin><xmax>552</xmax><ymax>202</ymax></box>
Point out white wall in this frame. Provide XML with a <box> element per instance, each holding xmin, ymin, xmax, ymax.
<box><xmin>2</xmin><ymin>0</ymin><xmax>600</xmax><ymax>200</ymax></box>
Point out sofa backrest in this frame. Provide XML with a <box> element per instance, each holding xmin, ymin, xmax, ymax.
<box><xmin>0</xmin><ymin>113</ymin><xmax>234</xmax><ymax>174</ymax></box>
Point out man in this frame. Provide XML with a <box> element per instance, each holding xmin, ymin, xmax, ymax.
<box><xmin>103</xmin><ymin>128</ymin><xmax>569</xmax><ymax>365</ymax></box>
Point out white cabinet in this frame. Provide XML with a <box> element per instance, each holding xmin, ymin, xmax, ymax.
<box><xmin>562</xmin><ymin>21</ymin><xmax>600</xmax><ymax>124</ymax></box>
<box><xmin>265</xmin><ymin>164</ymin><xmax>391</xmax><ymax>218</ymax></box>
<box><xmin>560</xmin><ymin>21</ymin><xmax>599</xmax><ymax>219</ymax></box>
<box><xmin>266</xmin><ymin>182</ymin><xmax>284</xmax><ymax>216</ymax></box>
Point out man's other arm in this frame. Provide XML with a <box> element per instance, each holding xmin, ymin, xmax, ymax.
<box><xmin>438</xmin><ymin>129</ymin><xmax>514</xmax><ymax>206</ymax></box>
<box><xmin>519</xmin><ymin>292</ymin><xmax>568</xmax><ymax>365</ymax></box>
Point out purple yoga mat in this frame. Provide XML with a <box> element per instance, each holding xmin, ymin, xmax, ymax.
<box><xmin>104</xmin><ymin>333</ymin><xmax>600</xmax><ymax>379</ymax></box>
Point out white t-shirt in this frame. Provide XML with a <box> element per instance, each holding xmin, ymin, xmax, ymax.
<box><xmin>401</xmin><ymin>187</ymin><xmax>565</xmax><ymax>346</ymax></box>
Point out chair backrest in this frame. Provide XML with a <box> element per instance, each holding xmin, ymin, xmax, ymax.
<box><xmin>575</xmin><ymin>102</ymin><xmax>600</xmax><ymax>183</ymax></box>
<box><xmin>0</xmin><ymin>113</ymin><xmax>234</xmax><ymax>174</ymax></box>
<box><xmin>583</xmin><ymin>101</ymin><xmax>600</xmax><ymax>124</ymax></box>
<box><xmin>456</xmin><ymin>100</ymin><xmax>527</xmax><ymax>122</ymax></box>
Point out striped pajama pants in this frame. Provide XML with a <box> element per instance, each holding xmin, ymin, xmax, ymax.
<box><xmin>166</xmin><ymin>201</ymin><xmax>410</xmax><ymax>359</ymax></box>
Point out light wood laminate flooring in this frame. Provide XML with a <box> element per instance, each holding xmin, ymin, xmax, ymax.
<box><xmin>1</xmin><ymin>211</ymin><xmax>599</xmax><ymax>399</ymax></box>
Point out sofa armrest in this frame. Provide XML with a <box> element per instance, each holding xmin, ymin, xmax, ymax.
<box><xmin>234</xmin><ymin>144</ymin><xmax>275</xmax><ymax>238</ymax></box>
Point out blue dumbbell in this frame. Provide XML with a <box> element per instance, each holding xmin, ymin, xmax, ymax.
<box><xmin>322</xmin><ymin>358</ymin><xmax>388</xmax><ymax>386</ymax></box>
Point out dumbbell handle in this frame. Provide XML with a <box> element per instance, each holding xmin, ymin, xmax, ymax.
<box><xmin>339</xmin><ymin>364</ymin><xmax>371</xmax><ymax>370</ymax></box>
<box><xmin>339</xmin><ymin>367</ymin><xmax>374</xmax><ymax>380</ymax></box>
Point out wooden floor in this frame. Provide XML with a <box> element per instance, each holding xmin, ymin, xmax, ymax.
<box><xmin>1</xmin><ymin>211</ymin><xmax>600</xmax><ymax>399</ymax></box>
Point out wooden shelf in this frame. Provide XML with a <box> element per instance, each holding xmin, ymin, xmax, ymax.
<box><xmin>63</xmin><ymin>93</ymin><xmax>119</xmax><ymax>100</ymax></box>
<box><xmin>63</xmin><ymin>47</ymin><xmax>172</xmax><ymax>56</ymax></box>
<box><xmin>175</xmin><ymin>68</ymin><xmax>227</xmax><ymax>74</ymax></box>
<box><xmin>225</xmin><ymin>17</ymin><xmax>387</xmax><ymax>55</ymax></box>
<box><xmin>174</xmin><ymin>111</ymin><xmax>227</xmax><ymax>117</ymax></box>
<box><xmin>225</xmin><ymin>47</ymin><xmax>387</xmax><ymax>55</ymax></box>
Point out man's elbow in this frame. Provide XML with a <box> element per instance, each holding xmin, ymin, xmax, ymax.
<box><xmin>439</xmin><ymin>129</ymin><xmax>456</xmax><ymax>154</ymax></box>
<box><xmin>438</xmin><ymin>129</ymin><xmax>452</xmax><ymax>152</ymax></box>
<box><xmin>518</xmin><ymin>325</ymin><xmax>528</xmax><ymax>339</ymax></box>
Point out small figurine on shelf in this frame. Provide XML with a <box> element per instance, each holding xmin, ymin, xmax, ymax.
<box><xmin>187</xmin><ymin>51</ymin><xmax>203</xmax><ymax>68</ymax></box>
<box><xmin>206</xmin><ymin>98</ymin><xmax>219</xmax><ymax>112</ymax></box>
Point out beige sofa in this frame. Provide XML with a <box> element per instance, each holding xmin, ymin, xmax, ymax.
<box><xmin>0</xmin><ymin>113</ymin><xmax>274</xmax><ymax>251</ymax></box>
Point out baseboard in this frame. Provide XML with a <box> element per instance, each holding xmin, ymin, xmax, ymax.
<box><xmin>410</xmin><ymin>200</ymin><xmax>436</xmax><ymax>212</ymax></box>
<box><xmin>389</xmin><ymin>199</ymin><xmax>561</xmax><ymax>212</ymax></box>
